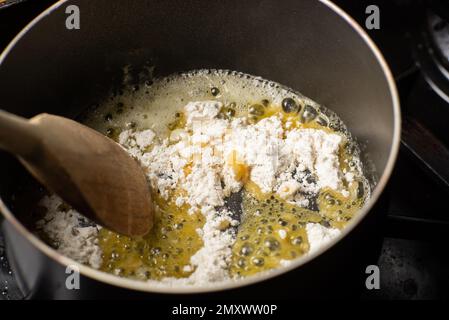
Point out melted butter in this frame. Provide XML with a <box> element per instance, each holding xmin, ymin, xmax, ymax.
<box><xmin>99</xmin><ymin>190</ymin><xmax>204</xmax><ymax>280</ymax></box>
<box><xmin>80</xmin><ymin>69</ymin><xmax>369</xmax><ymax>281</ymax></box>
<box><xmin>231</xmin><ymin>192</ymin><xmax>312</xmax><ymax>277</ymax></box>
<box><xmin>228</xmin><ymin>150</ymin><xmax>250</xmax><ymax>183</ymax></box>
<box><xmin>232</xmin><ymin>178</ymin><xmax>363</xmax><ymax>277</ymax></box>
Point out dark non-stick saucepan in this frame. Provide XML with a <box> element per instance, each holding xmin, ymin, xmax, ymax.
<box><xmin>0</xmin><ymin>0</ymin><xmax>400</xmax><ymax>299</ymax></box>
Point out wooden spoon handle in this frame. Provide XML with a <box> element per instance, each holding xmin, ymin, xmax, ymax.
<box><xmin>0</xmin><ymin>110</ymin><xmax>40</xmax><ymax>157</ymax></box>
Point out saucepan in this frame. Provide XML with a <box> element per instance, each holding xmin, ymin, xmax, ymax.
<box><xmin>0</xmin><ymin>0</ymin><xmax>400</xmax><ymax>299</ymax></box>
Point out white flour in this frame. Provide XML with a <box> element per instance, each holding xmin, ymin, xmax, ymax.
<box><xmin>36</xmin><ymin>100</ymin><xmax>358</xmax><ymax>285</ymax></box>
<box><xmin>161</xmin><ymin>208</ymin><xmax>239</xmax><ymax>285</ymax></box>
<box><xmin>36</xmin><ymin>194</ymin><xmax>102</xmax><ymax>269</ymax></box>
<box><xmin>127</xmin><ymin>101</ymin><xmax>349</xmax><ymax>211</ymax></box>
<box><xmin>306</xmin><ymin>223</ymin><xmax>341</xmax><ymax>254</ymax></box>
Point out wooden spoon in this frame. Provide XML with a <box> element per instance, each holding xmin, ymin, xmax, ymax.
<box><xmin>0</xmin><ymin>110</ymin><xmax>153</xmax><ymax>236</ymax></box>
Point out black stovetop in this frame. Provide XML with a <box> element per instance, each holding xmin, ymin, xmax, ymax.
<box><xmin>1</xmin><ymin>0</ymin><xmax>449</xmax><ymax>300</ymax></box>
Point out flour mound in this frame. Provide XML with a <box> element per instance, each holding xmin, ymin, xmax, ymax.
<box><xmin>36</xmin><ymin>194</ymin><xmax>102</xmax><ymax>269</ymax></box>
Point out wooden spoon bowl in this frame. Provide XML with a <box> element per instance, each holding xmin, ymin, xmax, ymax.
<box><xmin>0</xmin><ymin>110</ymin><xmax>154</xmax><ymax>236</ymax></box>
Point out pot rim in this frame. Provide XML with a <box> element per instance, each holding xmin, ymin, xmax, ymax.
<box><xmin>0</xmin><ymin>0</ymin><xmax>401</xmax><ymax>294</ymax></box>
